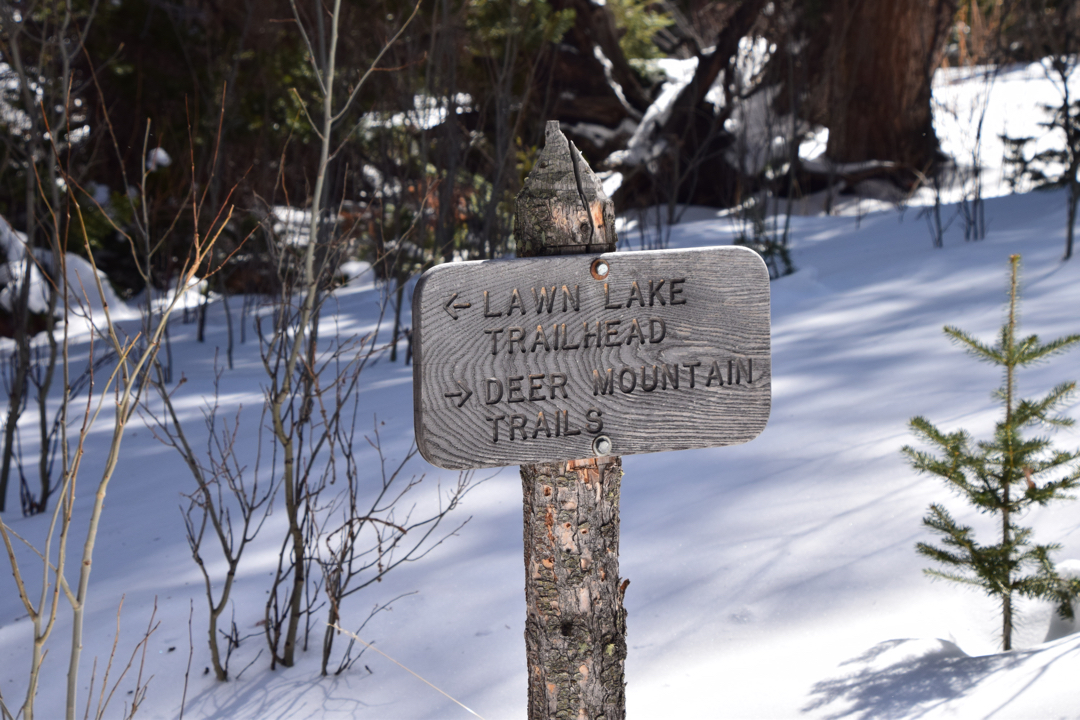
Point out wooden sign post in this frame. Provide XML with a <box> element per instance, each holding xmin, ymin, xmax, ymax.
<box><xmin>515</xmin><ymin>123</ymin><xmax>627</xmax><ymax>720</ymax></box>
<box><xmin>412</xmin><ymin>122</ymin><xmax>771</xmax><ymax>719</ymax></box>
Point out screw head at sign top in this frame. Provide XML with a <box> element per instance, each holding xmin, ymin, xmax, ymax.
<box><xmin>590</xmin><ymin>258</ymin><xmax>609</xmax><ymax>280</ymax></box>
<box><xmin>592</xmin><ymin>435</ymin><xmax>613</xmax><ymax>456</ymax></box>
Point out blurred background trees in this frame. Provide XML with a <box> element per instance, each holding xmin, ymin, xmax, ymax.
<box><xmin>0</xmin><ymin>0</ymin><xmax>1077</xmax><ymax>320</ymax></box>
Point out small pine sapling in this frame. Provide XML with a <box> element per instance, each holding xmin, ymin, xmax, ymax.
<box><xmin>903</xmin><ymin>255</ymin><xmax>1080</xmax><ymax>651</ymax></box>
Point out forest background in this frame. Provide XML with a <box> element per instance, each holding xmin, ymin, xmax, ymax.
<box><xmin>2</xmin><ymin>1</ymin><xmax>1080</xmax><ymax>719</ymax></box>
<box><xmin>3</xmin><ymin>0</ymin><xmax>1075</xmax><ymax>317</ymax></box>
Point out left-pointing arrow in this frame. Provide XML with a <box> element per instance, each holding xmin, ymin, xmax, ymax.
<box><xmin>443</xmin><ymin>380</ymin><xmax>473</xmax><ymax>408</ymax></box>
<box><xmin>443</xmin><ymin>293</ymin><xmax>472</xmax><ymax>320</ymax></box>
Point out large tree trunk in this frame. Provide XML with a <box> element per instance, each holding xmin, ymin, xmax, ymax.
<box><xmin>822</xmin><ymin>0</ymin><xmax>956</xmax><ymax>170</ymax></box>
<box><xmin>611</xmin><ymin>0</ymin><xmax>767</xmax><ymax>210</ymax></box>
<box><xmin>554</xmin><ymin>0</ymin><xmax>652</xmax><ymax>114</ymax></box>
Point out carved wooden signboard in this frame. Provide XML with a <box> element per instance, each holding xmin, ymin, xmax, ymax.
<box><xmin>412</xmin><ymin>245</ymin><xmax>771</xmax><ymax>470</ymax></box>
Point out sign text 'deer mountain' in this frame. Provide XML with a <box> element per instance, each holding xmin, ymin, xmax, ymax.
<box><xmin>412</xmin><ymin>246</ymin><xmax>771</xmax><ymax>469</ymax></box>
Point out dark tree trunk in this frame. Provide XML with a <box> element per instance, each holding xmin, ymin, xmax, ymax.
<box><xmin>1066</xmin><ymin>180</ymin><xmax>1077</xmax><ymax>260</ymax></box>
<box><xmin>612</xmin><ymin>0</ymin><xmax>767</xmax><ymax>210</ymax></box>
<box><xmin>556</xmin><ymin>0</ymin><xmax>652</xmax><ymax>114</ymax></box>
<box><xmin>822</xmin><ymin>0</ymin><xmax>957</xmax><ymax>170</ymax></box>
<box><xmin>516</xmin><ymin>122</ymin><xmax>627</xmax><ymax>720</ymax></box>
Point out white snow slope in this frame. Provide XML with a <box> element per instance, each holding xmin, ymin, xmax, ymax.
<box><xmin>3</xmin><ymin>62</ymin><xmax>1080</xmax><ymax>720</ymax></box>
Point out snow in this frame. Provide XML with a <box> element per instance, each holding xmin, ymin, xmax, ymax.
<box><xmin>606</xmin><ymin>58</ymin><xmax>696</xmax><ymax>169</ymax></box>
<box><xmin>932</xmin><ymin>60</ymin><xmax>1080</xmax><ymax>201</ymax></box>
<box><xmin>3</xmin><ymin>64</ymin><xmax>1080</xmax><ymax>720</ymax></box>
<box><xmin>363</xmin><ymin>93</ymin><xmax>475</xmax><ymax>133</ymax></box>
<box><xmin>0</xmin><ymin>213</ymin><xmax>26</xmax><ymax>264</ymax></box>
<box><xmin>607</xmin><ymin>38</ymin><xmax>775</xmax><ymax>172</ymax></box>
<box><xmin>0</xmin><ymin>63</ymin><xmax>31</xmax><ymax>134</ymax></box>
<box><xmin>147</xmin><ymin>147</ymin><xmax>172</xmax><ymax>171</ymax></box>
<box><xmin>1044</xmin><ymin>560</ymin><xmax>1080</xmax><ymax>643</ymax></box>
<box><xmin>0</xmin><ymin>216</ymin><xmax>138</xmax><ymax>327</ymax></box>
<box><xmin>593</xmin><ymin>47</ymin><xmax>642</xmax><ymax>121</ymax></box>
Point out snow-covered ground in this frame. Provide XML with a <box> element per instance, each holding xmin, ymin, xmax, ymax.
<box><xmin>3</xmin><ymin>63</ymin><xmax>1080</xmax><ymax>720</ymax></box>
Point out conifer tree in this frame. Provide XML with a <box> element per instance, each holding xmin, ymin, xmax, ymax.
<box><xmin>903</xmin><ymin>254</ymin><xmax>1080</xmax><ymax>650</ymax></box>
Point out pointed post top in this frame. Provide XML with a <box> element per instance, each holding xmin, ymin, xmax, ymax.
<box><xmin>514</xmin><ymin>121</ymin><xmax>617</xmax><ymax>258</ymax></box>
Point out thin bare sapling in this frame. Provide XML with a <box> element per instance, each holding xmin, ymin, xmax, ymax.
<box><xmin>0</xmin><ymin>6</ymin><xmax>235</xmax><ymax>719</ymax></box>
<box><xmin>81</xmin><ymin>598</ymin><xmax>160</xmax><ymax>720</ymax></box>
<box><xmin>0</xmin><ymin>151</ymin><xmax>232</xmax><ymax>720</ymax></box>
<box><xmin>147</xmin><ymin>359</ymin><xmax>276</xmax><ymax>681</ymax></box>
<box><xmin>1036</xmin><ymin>53</ymin><xmax>1080</xmax><ymax>260</ymax></box>
<box><xmin>259</xmin><ymin>0</ymin><xmax>422</xmax><ymax>669</ymax></box>
<box><xmin>0</xmin><ymin>204</ymin><xmax>227</xmax><ymax>720</ymax></box>
<box><xmin>957</xmin><ymin>66</ymin><xmax>997</xmax><ymax>241</ymax></box>
<box><xmin>258</xmin><ymin>306</ymin><xmax>380</xmax><ymax>667</ymax></box>
<box><xmin>316</xmin><ymin>414</ymin><xmax>476</xmax><ymax>676</ymax></box>
<box><xmin>0</xmin><ymin>0</ymin><xmax>96</xmax><ymax>514</ymax></box>
<box><xmin>15</xmin><ymin>344</ymin><xmax>114</xmax><ymax>516</ymax></box>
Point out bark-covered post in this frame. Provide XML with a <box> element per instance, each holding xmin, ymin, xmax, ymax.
<box><xmin>515</xmin><ymin>121</ymin><xmax>627</xmax><ymax>719</ymax></box>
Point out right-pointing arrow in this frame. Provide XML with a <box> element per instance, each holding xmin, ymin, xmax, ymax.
<box><xmin>443</xmin><ymin>380</ymin><xmax>473</xmax><ymax>408</ymax></box>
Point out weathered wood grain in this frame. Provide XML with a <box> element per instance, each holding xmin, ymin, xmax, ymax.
<box><xmin>514</xmin><ymin>119</ymin><xmax>617</xmax><ymax>257</ymax></box>
<box><xmin>412</xmin><ymin>245</ymin><xmax>771</xmax><ymax>469</ymax></box>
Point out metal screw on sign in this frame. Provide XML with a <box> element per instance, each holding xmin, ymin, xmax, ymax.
<box><xmin>592</xmin><ymin>435</ymin><xmax>613</xmax><ymax>456</ymax></box>
<box><xmin>590</xmin><ymin>258</ymin><xmax>609</xmax><ymax>280</ymax></box>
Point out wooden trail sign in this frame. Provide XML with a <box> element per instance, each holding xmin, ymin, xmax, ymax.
<box><xmin>412</xmin><ymin>247</ymin><xmax>771</xmax><ymax>469</ymax></box>
<box><xmin>412</xmin><ymin>121</ymin><xmax>771</xmax><ymax>720</ymax></box>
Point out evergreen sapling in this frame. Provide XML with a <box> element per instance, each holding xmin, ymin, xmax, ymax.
<box><xmin>903</xmin><ymin>255</ymin><xmax>1080</xmax><ymax>651</ymax></box>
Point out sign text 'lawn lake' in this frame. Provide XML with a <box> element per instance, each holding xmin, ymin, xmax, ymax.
<box><xmin>412</xmin><ymin>246</ymin><xmax>771</xmax><ymax>469</ymax></box>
